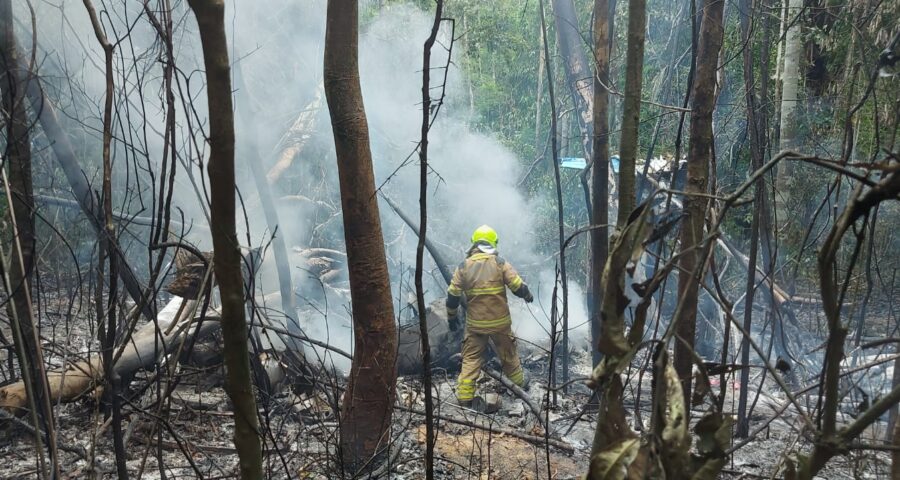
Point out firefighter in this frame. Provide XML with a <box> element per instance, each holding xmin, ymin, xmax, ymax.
<box><xmin>446</xmin><ymin>225</ymin><xmax>534</xmax><ymax>407</ymax></box>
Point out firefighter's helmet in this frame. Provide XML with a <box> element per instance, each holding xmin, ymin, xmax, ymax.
<box><xmin>471</xmin><ymin>225</ymin><xmax>499</xmax><ymax>248</ymax></box>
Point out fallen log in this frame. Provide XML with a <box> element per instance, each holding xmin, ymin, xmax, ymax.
<box><xmin>0</xmin><ymin>296</ymin><xmax>218</xmax><ymax>413</ymax></box>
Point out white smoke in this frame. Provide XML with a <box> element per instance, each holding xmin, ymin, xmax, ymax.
<box><xmin>24</xmin><ymin>0</ymin><xmax>590</xmax><ymax>372</ymax></box>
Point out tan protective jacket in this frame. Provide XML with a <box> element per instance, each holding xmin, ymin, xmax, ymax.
<box><xmin>446</xmin><ymin>249</ymin><xmax>528</xmax><ymax>331</ymax></box>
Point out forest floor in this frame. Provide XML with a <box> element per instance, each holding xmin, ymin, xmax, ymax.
<box><xmin>1</xmin><ymin>296</ymin><xmax>897</xmax><ymax>478</ymax></box>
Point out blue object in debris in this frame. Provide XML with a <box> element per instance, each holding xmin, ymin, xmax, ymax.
<box><xmin>559</xmin><ymin>157</ymin><xmax>586</xmax><ymax>169</ymax></box>
<box><xmin>558</xmin><ymin>155</ymin><xmax>620</xmax><ymax>173</ymax></box>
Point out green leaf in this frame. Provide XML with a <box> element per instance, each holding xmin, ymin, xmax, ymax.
<box><xmin>587</xmin><ymin>438</ymin><xmax>640</xmax><ymax>480</ymax></box>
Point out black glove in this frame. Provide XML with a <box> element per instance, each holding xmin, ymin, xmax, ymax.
<box><xmin>448</xmin><ymin>312</ymin><xmax>461</xmax><ymax>331</ymax></box>
<box><xmin>517</xmin><ymin>284</ymin><xmax>534</xmax><ymax>303</ymax></box>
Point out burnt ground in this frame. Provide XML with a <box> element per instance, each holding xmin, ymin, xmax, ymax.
<box><xmin>1</xmin><ymin>342</ymin><xmax>896</xmax><ymax>479</ymax></box>
<box><xmin>1</xmin><ymin>291</ymin><xmax>897</xmax><ymax>478</ymax></box>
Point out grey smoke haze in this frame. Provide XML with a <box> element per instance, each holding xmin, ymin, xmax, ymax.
<box><xmin>23</xmin><ymin>0</ymin><xmax>591</xmax><ymax>371</ymax></box>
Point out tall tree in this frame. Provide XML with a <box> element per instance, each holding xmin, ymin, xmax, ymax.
<box><xmin>776</xmin><ymin>0</ymin><xmax>802</xmax><ymax>209</ymax></box>
<box><xmin>737</xmin><ymin>0</ymin><xmax>773</xmax><ymax>437</ymax></box>
<box><xmin>550</xmin><ymin>0</ymin><xmax>594</xmax><ymax>159</ymax></box>
<box><xmin>187</xmin><ymin>0</ymin><xmax>263</xmax><ymax>477</ymax></box>
<box><xmin>541</xmin><ymin>0</ymin><xmax>570</xmax><ymax>392</ymax></box>
<box><xmin>673</xmin><ymin>0</ymin><xmax>725</xmax><ymax>407</ymax></box>
<box><xmin>416</xmin><ymin>2</ymin><xmax>445</xmax><ymax>478</ymax></box>
<box><xmin>589</xmin><ymin>0</ymin><xmax>612</xmax><ymax>367</ymax></box>
<box><xmin>616</xmin><ymin>0</ymin><xmax>647</xmax><ymax>226</ymax></box>
<box><xmin>1</xmin><ymin>0</ymin><xmax>59</xmax><ymax>474</ymax></box>
<box><xmin>81</xmin><ymin>1</ymin><xmax>128</xmax><ymax>476</ymax></box>
<box><xmin>323</xmin><ymin>0</ymin><xmax>399</xmax><ymax>471</ymax></box>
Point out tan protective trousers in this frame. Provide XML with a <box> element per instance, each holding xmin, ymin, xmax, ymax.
<box><xmin>456</xmin><ymin>323</ymin><xmax>525</xmax><ymax>402</ymax></box>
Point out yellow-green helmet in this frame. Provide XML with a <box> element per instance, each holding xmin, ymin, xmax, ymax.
<box><xmin>471</xmin><ymin>225</ymin><xmax>499</xmax><ymax>248</ymax></box>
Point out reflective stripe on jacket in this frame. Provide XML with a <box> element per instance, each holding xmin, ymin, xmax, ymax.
<box><xmin>447</xmin><ymin>251</ymin><xmax>525</xmax><ymax>330</ymax></box>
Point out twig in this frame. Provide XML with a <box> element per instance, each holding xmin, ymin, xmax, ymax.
<box><xmin>481</xmin><ymin>367</ymin><xmax>544</xmax><ymax>428</ymax></box>
<box><xmin>398</xmin><ymin>405</ymin><xmax>574</xmax><ymax>453</ymax></box>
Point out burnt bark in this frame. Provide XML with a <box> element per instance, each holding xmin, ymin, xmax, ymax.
<box><xmin>615</xmin><ymin>0</ymin><xmax>646</xmax><ymax>226</ymax></box>
<box><xmin>1</xmin><ymin>0</ymin><xmax>59</xmax><ymax>473</ymax></box>
<box><xmin>187</xmin><ymin>0</ymin><xmax>263</xmax><ymax>477</ymax></box>
<box><xmin>416</xmin><ymin>2</ymin><xmax>444</xmax><ymax>477</ymax></box>
<box><xmin>81</xmin><ymin>1</ymin><xmax>126</xmax><ymax>476</ymax></box>
<box><xmin>541</xmin><ymin>0</ymin><xmax>570</xmax><ymax>391</ymax></box>
<box><xmin>737</xmin><ymin>0</ymin><xmax>773</xmax><ymax>438</ymax></box>
<box><xmin>550</xmin><ymin>0</ymin><xmax>593</xmax><ymax>159</ymax></box>
<box><xmin>589</xmin><ymin>0</ymin><xmax>612</xmax><ymax>367</ymax></box>
<box><xmin>323</xmin><ymin>0</ymin><xmax>398</xmax><ymax>471</ymax></box>
<box><xmin>673</xmin><ymin>0</ymin><xmax>725</xmax><ymax>408</ymax></box>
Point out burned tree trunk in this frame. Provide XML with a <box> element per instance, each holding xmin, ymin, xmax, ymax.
<box><xmin>550</xmin><ymin>0</ymin><xmax>593</xmax><ymax>159</ymax></box>
<box><xmin>233</xmin><ymin>59</ymin><xmax>301</xmax><ymax>352</ymax></box>
<box><xmin>589</xmin><ymin>0</ymin><xmax>612</xmax><ymax>367</ymax></box>
<box><xmin>673</xmin><ymin>0</ymin><xmax>725</xmax><ymax>407</ymax></box>
<box><xmin>81</xmin><ymin>0</ymin><xmax>127</xmax><ymax>475</ymax></box>
<box><xmin>616</xmin><ymin>0</ymin><xmax>646</xmax><ymax>225</ymax></box>
<box><xmin>187</xmin><ymin>0</ymin><xmax>263</xmax><ymax>477</ymax></box>
<box><xmin>1</xmin><ymin>0</ymin><xmax>59</xmax><ymax>472</ymax></box>
<box><xmin>323</xmin><ymin>0</ymin><xmax>398</xmax><ymax>471</ymax></box>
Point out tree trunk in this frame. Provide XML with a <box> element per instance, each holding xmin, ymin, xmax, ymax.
<box><xmin>589</xmin><ymin>0</ymin><xmax>612</xmax><ymax>368</ymax></box>
<box><xmin>550</xmin><ymin>0</ymin><xmax>593</xmax><ymax>159</ymax></box>
<box><xmin>417</xmin><ymin>3</ymin><xmax>444</xmax><ymax>477</ymax></box>
<box><xmin>1</xmin><ymin>1</ymin><xmax>59</xmax><ymax>473</ymax></box>
<box><xmin>233</xmin><ymin>59</ymin><xmax>302</xmax><ymax>353</ymax></box>
<box><xmin>673</xmin><ymin>0</ymin><xmax>725</xmax><ymax>408</ymax></box>
<box><xmin>615</xmin><ymin>0</ymin><xmax>647</xmax><ymax>226</ymax></box>
<box><xmin>736</xmin><ymin>0</ymin><xmax>769</xmax><ymax>438</ymax></box>
<box><xmin>541</xmin><ymin>0</ymin><xmax>570</xmax><ymax>392</ymax></box>
<box><xmin>187</xmin><ymin>1</ymin><xmax>263</xmax><ymax>478</ymax></box>
<box><xmin>81</xmin><ymin>1</ymin><xmax>127</xmax><ymax>475</ymax></box>
<box><xmin>776</xmin><ymin>0</ymin><xmax>802</xmax><ymax>207</ymax></box>
<box><xmin>323</xmin><ymin>0</ymin><xmax>398</xmax><ymax>471</ymax></box>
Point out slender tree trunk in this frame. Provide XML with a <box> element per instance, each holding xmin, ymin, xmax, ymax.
<box><xmin>550</xmin><ymin>0</ymin><xmax>593</xmax><ymax>159</ymax></box>
<box><xmin>323</xmin><ymin>0</ymin><xmax>398</xmax><ymax>471</ymax></box>
<box><xmin>589</xmin><ymin>0</ymin><xmax>611</xmax><ymax>368</ymax></box>
<box><xmin>187</xmin><ymin>1</ymin><xmax>263</xmax><ymax>478</ymax></box>
<box><xmin>673</xmin><ymin>0</ymin><xmax>725</xmax><ymax>408</ymax></box>
<box><xmin>616</xmin><ymin>0</ymin><xmax>647</xmax><ymax>226</ymax></box>
<box><xmin>417</xmin><ymin>3</ymin><xmax>444</xmax><ymax>477</ymax></box>
<box><xmin>737</xmin><ymin>0</ymin><xmax>770</xmax><ymax>438</ymax></box>
<box><xmin>232</xmin><ymin>60</ymin><xmax>301</xmax><ymax>352</ymax></box>
<box><xmin>81</xmin><ymin>1</ymin><xmax>127</xmax><ymax>476</ymax></box>
<box><xmin>776</xmin><ymin>0</ymin><xmax>802</xmax><ymax>208</ymax></box>
<box><xmin>541</xmin><ymin>0</ymin><xmax>570</xmax><ymax>391</ymax></box>
<box><xmin>1</xmin><ymin>1</ymin><xmax>59</xmax><ymax>475</ymax></box>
